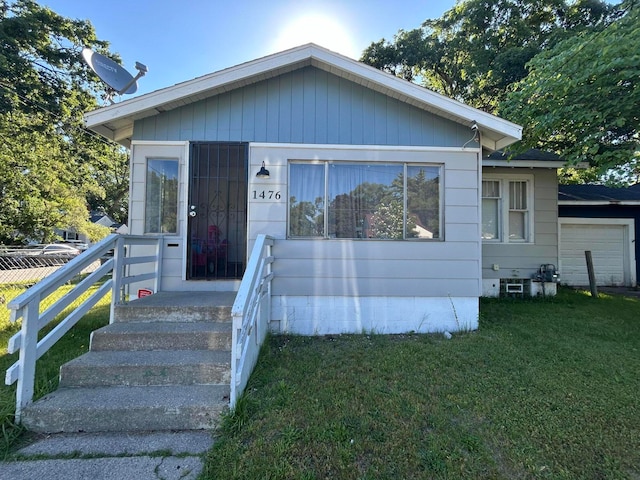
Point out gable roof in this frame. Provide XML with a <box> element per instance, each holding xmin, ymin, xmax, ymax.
<box><xmin>559</xmin><ymin>184</ymin><xmax>640</xmax><ymax>205</ymax></box>
<box><xmin>90</xmin><ymin>212</ymin><xmax>117</xmax><ymax>228</ymax></box>
<box><xmin>84</xmin><ymin>43</ymin><xmax>522</xmax><ymax>150</ymax></box>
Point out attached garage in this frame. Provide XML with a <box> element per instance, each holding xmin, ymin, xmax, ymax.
<box><xmin>559</xmin><ymin>218</ymin><xmax>636</xmax><ymax>287</ymax></box>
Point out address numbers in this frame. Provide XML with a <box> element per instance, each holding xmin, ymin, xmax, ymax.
<box><xmin>252</xmin><ymin>190</ymin><xmax>281</xmax><ymax>200</ymax></box>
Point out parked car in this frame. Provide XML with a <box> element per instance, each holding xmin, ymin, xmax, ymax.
<box><xmin>63</xmin><ymin>240</ymin><xmax>89</xmax><ymax>251</ymax></box>
<box><xmin>39</xmin><ymin>244</ymin><xmax>81</xmax><ymax>256</ymax></box>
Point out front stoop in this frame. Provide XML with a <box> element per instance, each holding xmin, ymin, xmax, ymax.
<box><xmin>21</xmin><ymin>291</ymin><xmax>235</xmax><ymax>433</ymax></box>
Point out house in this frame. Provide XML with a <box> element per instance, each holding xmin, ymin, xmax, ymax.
<box><xmin>55</xmin><ymin>212</ymin><xmax>128</xmax><ymax>248</ymax></box>
<box><xmin>558</xmin><ymin>184</ymin><xmax>639</xmax><ymax>287</ymax></box>
<box><xmin>83</xmin><ymin>43</ymin><xmax>562</xmax><ymax>335</ymax></box>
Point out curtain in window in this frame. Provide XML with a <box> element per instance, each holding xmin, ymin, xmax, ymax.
<box><xmin>508</xmin><ymin>181</ymin><xmax>527</xmax><ymax>240</ymax></box>
<box><xmin>482</xmin><ymin>180</ymin><xmax>500</xmax><ymax>240</ymax></box>
<box><xmin>289</xmin><ymin>163</ymin><xmax>325</xmax><ymax>237</ymax></box>
<box><xmin>289</xmin><ymin>161</ymin><xmax>442</xmax><ymax>240</ymax></box>
<box><xmin>328</xmin><ymin>163</ymin><xmax>402</xmax><ymax>238</ymax></box>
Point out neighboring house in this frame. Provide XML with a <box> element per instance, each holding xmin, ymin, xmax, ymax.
<box><xmin>55</xmin><ymin>212</ymin><xmax>127</xmax><ymax>248</ymax></box>
<box><xmin>558</xmin><ymin>184</ymin><xmax>639</xmax><ymax>287</ymax></box>
<box><xmin>55</xmin><ymin>226</ymin><xmax>89</xmax><ymax>246</ymax></box>
<box><xmin>83</xmin><ymin>43</ymin><xmax>564</xmax><ymax>335</ymax></box>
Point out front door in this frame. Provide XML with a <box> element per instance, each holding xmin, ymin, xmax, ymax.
<box><xmin>187</xmin><ymin>142</ymin><xmax>248</xmax><ymax>279</ymax></box>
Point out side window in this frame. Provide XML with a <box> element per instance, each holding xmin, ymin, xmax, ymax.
<box><xmin>508</xmin><ymin>181</ymin><xmax>528</xmax><ymax>241</ymax></box>
<box><xmin>482</xmin><ymin>177</ymin><xmax>533</xmax><ymax>242</ymax></box>
<box><xmin>482</xmin><ymin>180</ymin><xmax>501</xmax><ymax>240</ymax></box>
<box><xmin>144</xmin><ymin>158</ymin><xmax>179</xmax><ymax>234</ymax></box>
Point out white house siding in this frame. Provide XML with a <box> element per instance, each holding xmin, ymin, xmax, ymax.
<box><xmin>249</xmin><ymin>144</ymin><xmax>480</xmax><ymax>334</ymax></box>
<box><xmin>481</xmin><ymin>167</ymin><xmax>558</xmax><ymax>296</ymax></box>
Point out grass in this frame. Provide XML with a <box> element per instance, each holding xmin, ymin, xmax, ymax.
<box><xmin>202</xmin><ymin>288</ymin><xmax>640</xmax><ymax>479</ymax></box>
<box><xmin>0</xmin><ymin>282</ymin><xmax>110</xmax><ymax>459</ymax></box>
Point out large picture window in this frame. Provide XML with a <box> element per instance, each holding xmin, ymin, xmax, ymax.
<box><xmin>145</xmin><ymin>158</ymin><xmax>178</xmax><ymax>234</ymax></box>
<box><xmin>482</xmin><ymin>176</ymin><xmax>533</xmax><ymax>242</ymax></box>
<box><xmin>289</xmin><ymin>162</ymin><xmax>441</xmax><ymax>240</ymax></box>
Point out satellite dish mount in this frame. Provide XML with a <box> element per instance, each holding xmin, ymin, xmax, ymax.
<box><xmin>82</xmin><ymin>48</ymin><xmax>148</xmax><ymax>104</ymax></box>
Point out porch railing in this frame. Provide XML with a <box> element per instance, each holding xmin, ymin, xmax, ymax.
<box><xmin>5</xmin><ymin>234</ymin><xmax>163</xmax><ymax>421</ymax></box>
<box><xmin>230</xmin><ymin>234</ymin><xmax>274</xmax><ymax>408</ymax></box>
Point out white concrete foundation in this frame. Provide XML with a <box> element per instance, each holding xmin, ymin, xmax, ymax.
<box><xmin>271</xmin><ymin>296</ymin><xmax>478</xmax><ymax>335</ymax></box>
<box><xmin>530</xmin><ymin>281</ymin><xmax>557</xmax><ymax>297</ymax></box>
<box><xmin>482</xmin><ymin>279</ymin><xmax>500</xmax><ymax>297</ymax></box>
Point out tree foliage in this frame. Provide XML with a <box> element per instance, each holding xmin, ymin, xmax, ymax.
<box><xmin>361</xmin><ymin>0</ymin><xmax>615</xmax><ymax>112</ymax></box>
<box><xmin>500</xmin><ymin>3</ymin><xmax>640</xmax><ymax>175</ymax></box>
<box><xmin>0</xmin><ymin>0</ymin><xmax>128</xmax><ymax>244</ymax></box>
<box><xmin>360</xmin><ymin>0</ymin><xmax>640</xmax><ymax>181</ymax></box>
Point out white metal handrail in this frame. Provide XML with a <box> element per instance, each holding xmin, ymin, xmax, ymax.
<box><xmin>5</xmin><ymin>234</ymin><xmax>163</xmax><ymax>421</ymax></box>
<box><xmin>230</xmin><ymin>234</ymin><xmax>274</xmax><ymax>408</ymax></box>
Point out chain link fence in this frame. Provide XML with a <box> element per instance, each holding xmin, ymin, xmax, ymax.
<box><xmin>0</xmin><ymin>247</ymin><xmax>103</xmax><ymax>322</ymax></box>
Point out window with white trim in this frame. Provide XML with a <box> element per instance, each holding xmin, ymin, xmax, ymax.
<box><xmin>288</xmin><ymin>161</ymin><xmax>442</xmax><ymax>240</ymax></box>
<box><xmin>144</xmin><ymin>158</ymin><xmax>179</xmax><ymax>234</ymax></box>
<box><xmin>482</xmin><ymin>175</ymin><xmax>533</xmax><ymax>242</ymax></box>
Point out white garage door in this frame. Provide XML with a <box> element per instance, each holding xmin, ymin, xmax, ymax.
<box><xmin>559</xmin><ymin>221</ymin><xmax>631</xmax><ymax>286</ymax></box>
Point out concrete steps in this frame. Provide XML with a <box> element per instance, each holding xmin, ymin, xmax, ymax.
<box><xmin>59</xmin><ymin>350</ymin><xmax>231</xmax><ymax>387</ymax></box>
<box><xmin>21</xmin><ymin>291</ymin><xmax>235</xmax><ymax>433</ymax></box>
<box><xmin>21</xmin><ymin>385</ymin><xmax>229</xmax><ymax>432</ymax></box>
<box><xmin>90</xmin><ymin>321</ymin><xmax>232</xmax><ymax>352</ymax></box>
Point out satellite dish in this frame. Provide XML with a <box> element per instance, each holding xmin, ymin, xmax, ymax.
<box><xmin>82</xmin><ymin>48</ymin><xmax>147</xmax><ymax>103</ymax></box>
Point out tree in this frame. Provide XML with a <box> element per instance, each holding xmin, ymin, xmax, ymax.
<box><xmin>0</xmin><ymin>0</ymin><xmax>128</xmax><ymax>243</ymax></box>
<box><xmin>289</xmin><ymin>196</ymin><xmax>324</xmax><ymax>236</ymax></box>
<box><xmin>369</xmin><ymin>201</ymin><xmax>407</xmax><ymax>239</ymax></box>
<box><xmin>361</xmin><ymin>0</ymin><xmax>615</xmax><ymax>112</ymax></box>
<box><xmin>500</xmin><ymin>3</ymin><xmax>640</xmax><ymax>176</ymax></box>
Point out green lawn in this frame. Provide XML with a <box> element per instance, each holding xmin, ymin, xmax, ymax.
<box><xmin>0</xmin><ymin>283</ymin><xmax>110</xmax><ymax>458</ymax></box>
<box><xmin>202</xmin><ymin>288</ymin><xmax>640</xmax><ymax>479</ymax></box>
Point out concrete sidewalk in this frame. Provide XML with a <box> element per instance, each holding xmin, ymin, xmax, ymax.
<box><xmin>0</xmin><ymin>430</ymin><xmax>214</xmax><ymax>480</ymax></box>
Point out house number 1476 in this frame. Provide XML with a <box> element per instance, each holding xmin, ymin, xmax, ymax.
<box><xmin>252</xmin><ymin>190</ymin><xmax>281</xmax><ymax>200</ymax></box>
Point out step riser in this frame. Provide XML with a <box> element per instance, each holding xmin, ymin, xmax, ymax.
<box><xmin>59</xmin><ymin>363</ymin><xmax>231</xmax><ymax>387</ymax></box>
<box><xmin>22</xmin><ymin>404</ymin><xmax>226</xmax><ymax>433</ymax></box>
<box><xmin>114</xmin><ymin>305</ymin><xmax>232</xmax><ymax>323</ymax></box>
<box><xmin>21</xmin><ymin>384</ymin><xmax>230</xmax><ymax>433</ymax></box>
<box><xmin>90</xmin><ymin>332</ymin><xmax>232</xmax><ymax>352</ymax></box>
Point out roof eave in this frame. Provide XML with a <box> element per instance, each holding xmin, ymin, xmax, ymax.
<box><xmin>483</xmin><ymin>160</ymin><xmax>589</xmax><ymax>168</ymax></box>
<box><xmin>84</xmin><ymin>43</ymin><xmax>522</xmax><ymax>149</ymax></box>
<box><xmin>483</xmin><ymin>160</ymin><xmax>566</xmax><ymax>168</ymax></box>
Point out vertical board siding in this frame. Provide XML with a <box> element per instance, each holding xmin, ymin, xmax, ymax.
<box><xmin>482</xmin><ymin>167</ymin><xmax>559</xmax><ymax>278</ymax></box>
<box><xmin>133</xmin><ymin>66</ymin><xmax>470</xmax><ymax>148</ymax></box>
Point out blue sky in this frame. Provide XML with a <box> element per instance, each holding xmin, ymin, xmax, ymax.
<box><xmin>41</xmin><ymin>0</ymin><xmax>456</xmax><ymax>98</ymax></box>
